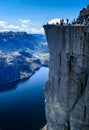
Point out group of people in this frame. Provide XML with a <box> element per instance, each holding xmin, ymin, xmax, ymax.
<box><xmin>76</xmin><ymin>16</ymin><xmax>89</xmax><ymax>25</ymax></box>
<box><xmin>56</xmin><ymin>16</ymin><xmax>89</xmax><ymax>25</ymax></box>
<box><xmin>47</xmin><ymin>16</ymin><xmax>89</xmax><ymax>26</ymax></box>
<box><xmin>46</xmin><ymin>5</ymin><xmax>89</xmax><ymax>26</ymax></box>
<box><xmin>55</xmin><ymin>18</ymin><xmax>70</xmax><ymax>25</ymax></box>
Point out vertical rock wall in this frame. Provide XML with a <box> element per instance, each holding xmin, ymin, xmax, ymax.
<box><xmin>43</xmin><ymin>25</ymin><xmax>89</xmax><ymax>130</ymax></box>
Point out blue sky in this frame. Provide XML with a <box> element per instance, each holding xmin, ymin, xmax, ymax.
<box><xmin>0</xmin><ymin>0</ymin><xmax>89</xmax><ymax>33</ymax></box>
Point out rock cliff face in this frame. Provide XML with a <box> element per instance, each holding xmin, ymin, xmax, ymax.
<box><xmin>43</xmin><ymin>25</ymin><xmax>89</xmax><ymax>130</ymax></box>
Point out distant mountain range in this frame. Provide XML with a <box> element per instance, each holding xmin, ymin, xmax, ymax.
<box><xmin>0</xmin><ymin>32</ymin><xmax>49</xmax><ymax>85</ymax></box>
<box><xmin>0</xmin><ymin>31</ymin><xmax>48</xmax><ymax>53</ymax></box>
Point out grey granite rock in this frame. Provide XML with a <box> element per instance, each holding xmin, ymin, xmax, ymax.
<box><xmin>43</xmin><ymin>25</ymin><xmax>89</xmax><ymax>130</ymax></box>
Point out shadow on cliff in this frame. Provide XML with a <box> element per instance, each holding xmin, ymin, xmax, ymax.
<box><xmin>0</xmin><ymin>81</ymin><xmax>19</xmax><ymax>93</ymax></box>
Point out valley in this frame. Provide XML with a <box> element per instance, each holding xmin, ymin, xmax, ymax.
<box><xmin>0</xmin><ymin>32</ymin><xmax>49</xmax><ymax>84</ymax></box>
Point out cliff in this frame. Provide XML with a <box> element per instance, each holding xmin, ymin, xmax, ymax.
<box><xmin>43</xmin><ymin>25</ymin><xmax>89</xmax><ymax>130</ymax></box>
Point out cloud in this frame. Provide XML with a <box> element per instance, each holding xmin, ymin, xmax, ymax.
<box><xmin>48</xmin><ymin>18</ymin><xmax>66</xmax><ymax>24</ymax></box>
<box><xmin>0</xmin><ymin>20</ymin><xmax>20</xmax><ymax>29</ymax></box>
<box><xmin>0</xmin><ymin>21</ymin><xmax>8</xmax><ymax>25</ymax></box>
<box><xmin>0</xmin><ymin>19</ymin><xmax>44</xmax><ymax>34</ymax></box>
<box><xmin>48</xmin><ymin>18</ymin><xmax>62</xmax><ymax>24</ymax></box>
<box><xmin>4</xmin><ymin>25</ymin><xmax>20</xmax><ymax>29</ymax></box>
<box><xmin>19</xmin><ymin>19</ymin><xmax>30</xmax><ymax>30</ymax></box>
<box><xmin>0</xmin><ymin>30</ymin><xmax>9</xmax><ymax>32</ymax></box>
<box><xmin>29</xmin><ymin>27</ymin><xmax>44</xmax><ymax>34</ymax></box>
<box><xmin>18</xmin><ymin>26</ymin><xmax>44</xmax><ymax>34</ymax></box>
<box><xmin>0</xmin><ymin>20</ymin><xmax>8</xmax><ymax>28</ymax></box>
<box><xmin>20</xmin><ymin>19</ymin><xmax>30</xmax><ymax>24</ymax></box>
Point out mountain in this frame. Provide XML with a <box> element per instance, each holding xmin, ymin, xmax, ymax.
<box><xmin>0</xmin><ymin>32</ymin><xmax>49</xmax><ymax>84</ymax></box>
<box><xmin>0</xmin><ymin>31</ymin><xmax>48</xmax><ymax>53</ymax></box>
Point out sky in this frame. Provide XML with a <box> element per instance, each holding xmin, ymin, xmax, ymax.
<box><xmin>0</xmin><ymin>0</ymin><xmax>89</xmax><ymax>33</ymax></box>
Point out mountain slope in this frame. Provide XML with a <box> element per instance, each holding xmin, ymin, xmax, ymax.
<box><xmin>0</xmin><ymin>32</ymin><xmax>48</xmax><ymax>53</ymax></box>
<box><xmin>0</xmin><ymin>32</ymin><xmax>49</xmax><ymax>84</ymax></box>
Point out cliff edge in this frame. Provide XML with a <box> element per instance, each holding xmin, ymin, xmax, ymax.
<box><xmin>43</xmin><ymin>25</ymin><xmax>89</xmax><ymax>130</ymax></box>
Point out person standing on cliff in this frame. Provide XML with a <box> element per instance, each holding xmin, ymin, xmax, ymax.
<box><xmin>66</xmin><ymin>18</ymin><xmax>69</xmax><ymax>24</ymax></box>
<box><xmin>60</xmin><ymin>19</ymin><xmax>64</xmax><ymax>25</ymax></box>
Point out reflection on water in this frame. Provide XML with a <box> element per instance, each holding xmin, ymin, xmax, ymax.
<box><xmin>0</xmin><ymin>81</ymin><xmax>19</xmax><ymax>93</ymax></box>
<box><xmin>0</xmin><ymin>67</ymin><xmax>49</xmax><ymax>130</ymax></box>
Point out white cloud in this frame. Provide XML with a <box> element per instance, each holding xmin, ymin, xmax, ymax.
<box><xmin>0</xmin><ymin>19</ymin><xmax>44</xmax><ymax>34</ymax></box>
<box><xmin>29</xmin><ymin>27</ymin><xmax>44</xmax><ymax>34</ymax></box>
<box><xmin>0</xmin><ymin>30</ymin><xmax>9</xmax><ymax>32</ymax></box>
<box><xmin>19</xmin><ymin>19</ymin><xmax>44</xmax><ymax>34</ymax></box>
<box><xmin>48</xmin><ymin>18</ymin><xmax>66</xmax><ymax>25</ymax></box>
<box><xmin>0</xmin><ymin>20</ymin><xmax>8</xmax><ymax>28</ymax></box>
<box><xmin>48</xmin><ymin>18</ymin><xmax>62</xmax><ymax>24</ymax></box>
<box><xmin>4</xmin><ymin>25</ymin><xmax>20</xmax><ymax>29</ymax></box>
<box><xmin>0</xmin><ymin>21</ymin><xmax>8</xmax><ymax>25</ymax></box>
<box><xmin>17</xmin><ymin>26</ymin><xmax>44</xmax><ymax>34</ymax></box>
<box><xmin>20</xmin><ymin>19</ymin><xmax>30</xmax><ymax>24</ymax></box>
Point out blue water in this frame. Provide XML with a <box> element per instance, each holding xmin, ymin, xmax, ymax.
<box><xmin>0</xmin><ymin>67</ymin><xmax>49</xmax><ymax>130</ymax></box>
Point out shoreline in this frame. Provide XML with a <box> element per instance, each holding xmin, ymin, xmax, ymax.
<box><xmin>0</xmin><ymin>65</ymin><xmax>49</xmax><ymax>86</ymax></box>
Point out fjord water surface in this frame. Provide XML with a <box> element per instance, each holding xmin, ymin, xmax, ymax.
<box><xmin>0</xmin><ymin>67</ymin><xmax>49</xmax><ymax>130</ymax></box>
